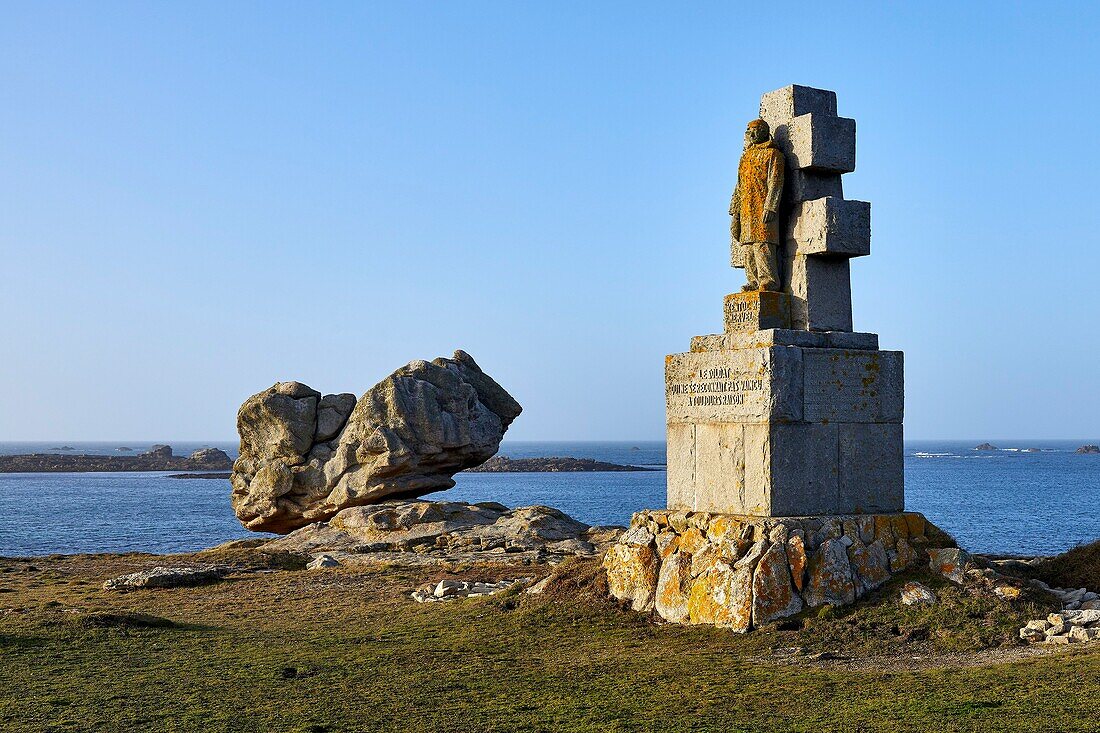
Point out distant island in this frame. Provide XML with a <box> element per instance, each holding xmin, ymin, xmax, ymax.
<box><xmin>1078</xmin><ymin>445</ymin><xmax>1100</xmax><ymax>454</ymax></box>
<box><xmin>974</xmin><ymin>443</ymin><xmax>998</xmax><ymax>451</ymax></box>
<box><xmin>466</xmin><ymin>456</ymin><xmax>659</xmax><ymax>473</ymax></box>
<box><xmin>168</xmin><ymin>472</ymin><xmax>232</xmax><ymax>480</ymax></box>
<box><xmin>0</xmin><ymin>445</ymin><xmax>232</xmax><ymax>473</ymax></box>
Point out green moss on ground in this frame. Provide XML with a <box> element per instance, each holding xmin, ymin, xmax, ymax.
<box><xmin>0</xmin><ymin>552</ymin><xmax>1096</xmax><ymax>733</ymax></box>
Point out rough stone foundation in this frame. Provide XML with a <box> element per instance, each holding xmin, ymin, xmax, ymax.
<box><xmin>603</xmin><ymin>509</ymin><xmax>953</xmax><ymax>632</ymax></box>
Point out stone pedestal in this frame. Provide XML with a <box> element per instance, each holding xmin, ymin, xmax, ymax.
<box><xmin>666</xmin><ymin>334</ymin><xmax>904</xmax><ymax>516</ymax></box>
<box><xmin>604</xmin><ymin>509</ymin><xmax>953</xmax><ymax>632</ymax></box>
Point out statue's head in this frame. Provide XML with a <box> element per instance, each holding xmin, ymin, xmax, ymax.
<box><xmin>745</xmin><ymin>118</ymin><xmax>770</xmax><ymax>146</ymax></box>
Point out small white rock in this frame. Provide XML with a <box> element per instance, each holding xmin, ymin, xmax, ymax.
<box><xmin>900</xmin><ymin>581</ymin><xmax>937</xmax><ymax>606</ymax></box>
<box><xmin>1020</xmin><ymin>627</ymin><xmax>1045</xmax><ymax>643</ymax></box>
<box><xmin>307</xmin><ymin>554</ymin><xmax>341</xmax><ymax>570</ymax></box>
<box><xmin>434</xmin><ymin>580</ymin><xmax>463</xmax><ymax>598</ymax></box>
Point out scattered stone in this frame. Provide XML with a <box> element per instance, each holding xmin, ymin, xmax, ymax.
<box><xmin>411</xmin><ymin>578</ymin><xmax>531</xmax><ymax>603</ymax></box>
<box><xmin>103</xmin><ymin>566</ymin><xmax>224</xmax><ymax>591</ymax></box>
<box><xmin>1019</xmin><ymin>627</ymin><xmax>1045</xmax><ymax>643</ymax></box>
<box><xmin>1021</xmin><ymin>608</ymin><xmax>1100</xmax><ymax>644</ymax></box>
<box><xmin>231</xmin><ymin>351</ymin><xmax>522</xmax><ymax>533</ymax></box>
<box><xmin>992</xmin><ymin>583</ymin><xmax>1022</xmax><ymax>601</ymax></box>
<box><xmin>1069</xmin><ymin>626</ymin><xmax>1100</xmax><ymax>642</ymax></box>
<box><xmin>306</xmin><ymin>554</ymin><xmax>340</xmax><ymax>570</ymax></box>
<box><xmin>900</xmin><ymin>581</ymin><xmax>937</xmax><ymax>606</ymax></box>
<box><xmin>807</xmin><ymin>651</ymin><xmax>844</xmax><ymax>661</ymax></box>
<box><xmin>928</xmin><ymin>547</ymin><xmax>971</xmax><ymax>584</ymax></box>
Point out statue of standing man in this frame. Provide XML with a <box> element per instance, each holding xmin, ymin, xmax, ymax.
<box><xmin>730</xmin><ymin>119</ymin><xmax>784</xmax><ymax>291</ymax></box>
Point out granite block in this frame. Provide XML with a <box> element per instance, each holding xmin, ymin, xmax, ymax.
<box><xmin>786</xmin><ymin>255</ymin><xmax>854</xmax><ymax>332</ymax></box>
<box><xmin>802</xmin><ymin>349</ymin><xmax>904</xmax><ymax>423</ymax></box>
<box><xmin>790</xmin><ymin>197</ymin><xmax>870</xmax><ymax>258</ymax></box>
<box><xmin>838</xmin><ymin>423</ymin><xmax>904</xmax><ymax>513</ymax></box>
<box><xmin>724</xmin><ymin>291</ymin><xmax>792</xmax><ymax>333</ymax></box>
<box><xmin>789</xmin><ymin>113</ymin><xmax>856</xmax><ymax>173</ymax></box>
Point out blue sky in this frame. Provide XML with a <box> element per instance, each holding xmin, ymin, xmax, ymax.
<box><xmin>1</xmin><ymin>2</ymin><xmax>1098</xmax><ymax>441</ymax></box>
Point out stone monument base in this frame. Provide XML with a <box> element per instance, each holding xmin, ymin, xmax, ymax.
<box><xmin>603</xmin><ymin>509</ymin><xmax>954</xmax><ymax>632</ymax></box>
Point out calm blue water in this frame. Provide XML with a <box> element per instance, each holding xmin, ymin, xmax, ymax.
<box><xmin>0</xmin><ymin>440</ymin><xmax>1096</xmax><ymax>557</ymax></box>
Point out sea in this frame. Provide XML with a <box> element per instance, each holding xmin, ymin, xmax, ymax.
<box><xmin>0</xmin><ymin>440</ymin><xmax>1096</xmax><ymax>558</ymax></box>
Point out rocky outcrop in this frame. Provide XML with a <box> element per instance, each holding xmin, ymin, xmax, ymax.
<box><xmin>1077</xmin><ymin>445</ymin><xmax>1100</xmax><ymax>454</ymax></box>
<box><xmin>467</xmin><ymin>456</ymin><xmax>657</xmax><ymax>472</ymax></box>
<box><xmin>103</xmin><ymin>566</ymin><xmax>225</xmax><ymax>591</ymax></box>
<box><xmin>231</xmin><ymin>351</ymin><xmax>522</xmax><ymax>533</ymax></box>
<box><xmin>0</xmin><ymin>446</ymin><xmax>232</xmax><ymax>473</ymax></box>
<box><xmin>974</xmin><ymin>443</ymin><xmax>998</xmax><ymax>451</ymax></box>
<box><xmin>262</xmin><ymin>500</ymin><xmax>622</xmax><ymax>566</ymax></box>
<box><xmin>603</xmin><ymin>510</ymin><xmax>951</xmax><ymax>631</ymax></box>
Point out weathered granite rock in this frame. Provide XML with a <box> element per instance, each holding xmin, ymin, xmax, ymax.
<box><xmin>604</xmin><ymin>509</ymin><xmax>946</xmax><ymax>630</ymax></box>
<box><xmin>752</xmin><ymin>540</ymin><xmax>803</xmax><ymax>624</ymax></box>
<box><xmin>655</xmin><ymin>552</ymin><xmax>693</xmax><ymax>623</ymax></box>
<box><xmin>804</xmin><ymin>538</ymin><xmax>856</xmax><ymax>607</ymax></box>
<box><xmin>928</xmin><ymin>547</ymin><xmax>971</xmax><ymax>584</ymax></box>
<box><xmin>265</xmin><ymin>500</ymin><xmax>619</xmax><ymax>566</ymax></box>
<box><xmin>604</xmin><ymin>528</ymin><xmax>660</xmax><ymax>612</ymax></box>
<box><xmin>103</xmin><ymin>566</ymin><xmax>224</xmax><ymax>591</ymax></box>
<box><xmin>900</xmin><ymin>581</ymin><xmax>937</xmax><ymax>606</ymax></box>
<box><xmin>688</xmin><ymin>560</ymin><xmax>753</xmax><ymax>631</ymax></box>
<box><xmin>231</xmin><ymin>351</ymin><xmax>522</xmax><ymax>533</ymax></box>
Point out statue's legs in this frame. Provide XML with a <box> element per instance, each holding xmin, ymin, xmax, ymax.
<box><xmin>743</xmin><ymin>242</ymin><xmax>779</xmax><ymax>291</ymax></box>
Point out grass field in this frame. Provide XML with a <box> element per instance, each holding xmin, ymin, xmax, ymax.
<box><xmin>1</xmin><ymin>550</ymin><xmax>1098</xmax><ymax>733</ymax></box>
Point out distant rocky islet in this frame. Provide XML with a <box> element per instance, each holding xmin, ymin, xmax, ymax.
<box><xmin>0</xmin><ymin>445</ymin><xmax>232</xmax><ymax>473</ymax></box>
<box><xmin>466</xmin><ymin>456</ymin><xmax>657</xmax><ymax>473</ymax></box>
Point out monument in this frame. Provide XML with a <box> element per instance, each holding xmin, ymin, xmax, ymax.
<box><xmin>604</xmin><ymin>85</ymin><xmax>953</xmax><ymax>631</ymax></box>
